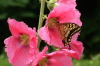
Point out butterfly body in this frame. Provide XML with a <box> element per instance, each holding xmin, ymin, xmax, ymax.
<box><xmin>48</xmin><ymin>18</ymin><xmax>81</xmax><ymax>47</ymax></box>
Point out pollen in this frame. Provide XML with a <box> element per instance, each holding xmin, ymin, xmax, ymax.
<box><xmin>48</xmin><ymin>18</ymin><xmax>57</xmax><ymax>28</ymax></box>
<box><xmin>38</xmin><ymin>57</ymin><xmax>48</xmax><ymax>66</ymax></box>
<box><xmin>19</xmin><ymin>34</ymin><xmax>29</xmax><ymax>45</ymax></box>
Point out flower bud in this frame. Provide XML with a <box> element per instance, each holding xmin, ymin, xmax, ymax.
<box><xmin>47</xmin><ymin>0</ymin><xmax>58</xmax><ymax>11</ymax></box>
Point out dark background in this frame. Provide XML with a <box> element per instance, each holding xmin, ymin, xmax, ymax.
<box><xmin>0</xmin><ymin>0</ymin><xmax>100</xmax><ymax>59</ymax></box>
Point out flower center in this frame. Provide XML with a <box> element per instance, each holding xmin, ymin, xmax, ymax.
<box><xmin>48</xmin><ymin>17</ymin><xmax>57</xmax><ymax>28</ymax></box>
<box><xmin>38</xmin><ymin>57</ymin><xmax>48</xmax><ymax>66</ymax></box>
<box><xmin>19</xmin><ymin>34</ymin><xmax>29</xmax><ymax>45</ymax></box>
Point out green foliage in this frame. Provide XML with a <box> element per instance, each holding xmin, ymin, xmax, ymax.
<box><xmin>0</xmin><ymin>0</ymin><xmax>29</xmax><ymax>7</ymax></box>
<box><xmin>0</xmin><ymin>0</ymin><xmax>29</xmax><ymax>19</ymax></box>
<box><xmin>73</xmin><ymin>54</ymin><xmax>100</xmax><ymax>66</ymax></box>
<box><xmin>0</xmin><ymin>51</ymin><xmax>11</xmax><ymax>66</ymax></box>
<box><xmin>0</xmin><ymin>56</ymin><xmax>11</xmax><ymax>66</ymax></box>
<box><xmin>0</xmin><ymin>0</ymin><xmax>39</xmax><ymax>20</ymax></box>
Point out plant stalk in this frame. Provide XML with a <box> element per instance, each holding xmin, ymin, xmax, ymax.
<box><xmin>38</xmin><ymin>0</ymin><xmax>45</xmax><ymax>49</ymax></box>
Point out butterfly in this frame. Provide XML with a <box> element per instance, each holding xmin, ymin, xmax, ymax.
<box><xmin>48</xmin><ymin>18</ymin><xmax>81</xmax><ymax>49</ymax></box>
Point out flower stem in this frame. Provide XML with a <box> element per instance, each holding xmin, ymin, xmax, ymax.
<box><xmin>38</xmin><ymin>0</ymin><xmax>45</xmax><ymax>49</ymax></box>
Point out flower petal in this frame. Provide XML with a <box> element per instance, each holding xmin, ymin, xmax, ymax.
<box><xmin>38</xmin><ymin>26</ymin><xmax>64</xmax><ymax>48</ymax></box>
<box><xmin>32</xmin><ymin>46</ymin><xmax>48</xmax><ymax>66</ymax></box>
<box><xmin>57</xmin><ymin>0</ymin><xmax>76</xmax><ymax>7</ymax></box>
<box><xmin>11</xmin><ymin>46</ymin><xmax>32</xmax><ymax>66</ymax></box>
<box><xmin>62</xmin><ymin>41</ymin><xmax>84</xmax><ymax>60</ymax></box>
<box><xmin>46</xmin><ymin>51</ymin><xmax>72</xmax><ymax>66</ymax></box>
<box><xmin>7</xmin><ymin>18</ymin><xmax>34</xmax><ymax>37</ymax></box>
<box><xmin>4</xmin><ymin>36</ymin><xmax>21</xmax><ymax>63</ymax></box>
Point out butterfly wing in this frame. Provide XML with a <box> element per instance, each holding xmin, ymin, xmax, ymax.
<box><xmin>57</xmin><ymin>23</ymin><xmax>81</xmax><ymax>47</ymax></box>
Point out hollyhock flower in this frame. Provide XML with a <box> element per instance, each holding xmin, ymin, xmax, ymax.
<box><xmin>38</xmin><ymin>4</ymin><xmax>82</xmax><ymax>48</ymax></box>
<box><xmin>47</xmin><ymin>4</ymin><xmax>82</xmax><ymax>26</ymax></box>
<box><xmin>4</xmin><ymin>18</ymin><xmax>38</xmax><ymax>66</ymax></box>
<box><xmin>32</xmin><ymin>46</ymin><xmax>72</xmax><ymax>66</ymax></box>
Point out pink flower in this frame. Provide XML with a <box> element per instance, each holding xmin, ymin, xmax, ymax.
<box><xmin>32</xmin><ymin>46</ymin><xmax>72</xmax><ymax>66</ymax></box>
<box><xmin>4</xmin><ymin>18</ymin><xmax>38</xmax><ymax>66</ymax></box>
<box><xmin>48</xmin><ymin>4</ymin><xmax>82</xmax><ymax>26</ymax></box>
<box><xmin>38</xmin><ymin>4</ymin><xmax>82</xmax><ymax>48</ymax></box>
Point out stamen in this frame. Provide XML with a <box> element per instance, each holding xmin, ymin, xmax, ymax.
<box><xmin>19</xmin><ymin>34</ymin><xmax>29</xmax><ymax>45</ymax></box>
<box><xmin>38</xmin><ymin>57</ymin><xmax>48</xmax><ymax>66</ymax></box>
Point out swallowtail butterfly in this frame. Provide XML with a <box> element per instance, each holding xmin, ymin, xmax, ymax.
<box><xmin>48</xmin><ymin>18</ymin><xmax>81</xmax><ymax>49</ymax></box>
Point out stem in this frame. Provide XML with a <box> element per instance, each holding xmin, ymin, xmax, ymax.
<box><xmin>38</xmin><ymin>0</ymin><xmax>45</xmax><ymax>49</ymax></box>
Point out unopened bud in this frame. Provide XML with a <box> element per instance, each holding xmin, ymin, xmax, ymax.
<box><xmin>47</xmin><ymin>0</ymin><xmax>58</xmax><ymax>11</ymax></box>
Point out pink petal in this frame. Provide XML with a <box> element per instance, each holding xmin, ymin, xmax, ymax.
<box><xmin>32</xmin><ymin>46</ymin><xmax>48</xmax><ymax>66</ymax></box>
<box><xmin>11</xmin><ymin>46</ymin><xmax>33</xmax><ymax>66</ymax></box>
<box><xmin>57</xmin><ymin>0</ymin><xmax>76</xmax><ymax>7</ymax></box>
<box><xmin>7</xmin><ymin>18</ymin><xmax>34</xmax><ymax>37</ymax></box>
<box><xmin>38</xmin><ymin>26</ymin><xmax>64</xmax><ymax>48</ymax></box>
<box><xmin>71</xmin><ymin>33</ymin><xmax>80</xmax><ymax>41</ymax></box>
<box><xmin>46</xmin><ymin>51</ymin><xmax>72</xmax><ymax>66</ymax></box>
<box><xmin>4</xmin><ymin>36</ymin><xmax>21</xmax><ymax>63</ymax></box>
<box><xmin>62</xmin><ymin>41</ymin><xmax>84</xmax><ymax>60</ymax></box>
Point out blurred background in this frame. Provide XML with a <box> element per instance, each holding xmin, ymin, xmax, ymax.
<box><xmin>0</xmin><ymin>0</ymin><xmax>100</xmax><ymax>66</ymax></box>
